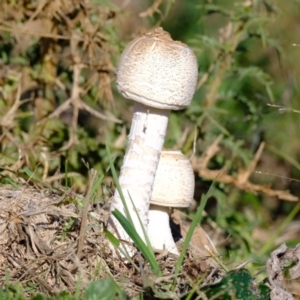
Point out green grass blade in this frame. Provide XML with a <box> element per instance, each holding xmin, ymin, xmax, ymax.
<box><xmin>105</xmin><ymin>145</ymin><xmax>133</xmax><ymax>225</ymax></box>
<box><xmin>64</xmin><ymin>159</ymin><xmax>69</xmax><ymax>188</ymax></box>
<box><xmin>172</xmin><ymin>181</ymin><xmax>216</xmax><ymax>290</ymax></box>
<box><xmin>20</xmin><ymin>167</ymin><xmax>52</xmax><ymax>189</ymax></box>
<box><xmin>104</xmin><ymin>229</ymin><xmax>140</xmax><ymax>272</ymax></box>
<box><xmin>127</xmin><ymin>191</ymin><xmax>155</xmax><ymax>251</ymax></box>
<box><xmin>88</xmin><ymin>172</ymin><xmax>105</xmax><ymax>202</ymax></box>
<box><xmin>259</xmin><ymin>200</ymin><xmax>300</xmax><ymax>255</ymax></box>
<box><xmin>112</xmin><ymin>209</ymin><xmax>161</xmax><ymax>275</ymax></box>
<box><xmin>267</xmin><ymin>144</ymin><xmax>300</xmax><ymax>172</ymax></box>
<box><xmin>104</xmin><ymin>229</ymin><xmax>120</xmax><ymax>248</ymax></box>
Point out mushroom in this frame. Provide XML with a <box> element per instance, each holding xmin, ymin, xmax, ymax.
<box><xmin>108</xmin><ymin>27</ymin><xmax>198</xmax><ymax>254</ymax></box>
<box><xmin>148</xmin><ymin>150</ymin><xmax>195</xmax><ymax>255</ymax></box>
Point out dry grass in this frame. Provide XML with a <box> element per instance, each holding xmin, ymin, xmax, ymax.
<box><xmin>0</xmin><ymin>183</ymin><xmax>224</xmax><ymax>298</ymax></box>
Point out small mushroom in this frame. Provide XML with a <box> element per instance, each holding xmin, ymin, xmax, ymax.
<box><xmin>148</xmin><ymin>150</ymin><xmax>195</xmax><ymax>255</ymax></box>
<box><xmin>108</xmin><ymin>28</ymin><xmax>198</xmax><ymax>254</ymax></box>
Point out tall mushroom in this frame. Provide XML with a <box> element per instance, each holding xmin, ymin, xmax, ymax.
<box><xmin>108</xmin><ymin>27</ymin><xmax>198</xmax><ymax>254</ymax></box>
<box><xmin>148</xmin><ymin>150</ymin><xmax>195</xmax><ymax>255</ymax></box>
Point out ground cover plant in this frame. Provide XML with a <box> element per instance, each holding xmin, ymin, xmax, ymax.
<box><xmin>1</xmin><ymin>0</ymin><xmax>300</xmax><ymax>299</ymax></box>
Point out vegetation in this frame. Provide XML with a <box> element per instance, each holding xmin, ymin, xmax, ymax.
<box><xmin>1</xmin><ymin>0</ymin><xmax>300</xmax><ymax>299</ymax></box>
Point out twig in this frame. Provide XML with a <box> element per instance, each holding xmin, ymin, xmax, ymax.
<box><xmin>192</xmin><ymin>136</ymin><xmax>298</xmax><ymax>202</ymax></box>
<box><xmin>238</xmin><ymin>142</ymin><xmax>265</xmax><ymax>184</ymax></box>
<box><xmin>77</xmin><ymin>169</ymin><xmax>98</xmax><ymax>259</ymax></box>
<box><xmin>0</xmin><ymin>20</ymin><xmax>104</xmax><ymax>42</ymax></box>
<box><xmin>36</xmin><ymin>35</ymin><xmax>121</xmax><ymax>151</ymax></box>
<box><xmin>139</xmin><ymin>0</ymin><xmax>163</xmax><ymax>18</ymax></box>
<box><xmin>174</xmin><ymin>127</ymin><xmax>190</xmax><ymax>150</ymax></box>
<box><xmin>204</xmin><ymin>21</ymin><xmax>245</xmax><ymax>108</ymax></box>
<box><xmin>44</xmin><ymin>172</ymin><xmax>83</xmax><ymax>183</ymax></box>
<box><xmin>0</xmin><ymin>84</ymin><xmax>22</xmax><ymax>127</ymax></box>
<box><xmin>36</xmin><ymin>98</ymin><xmax>72</xmax><ymax>125</ymax></box>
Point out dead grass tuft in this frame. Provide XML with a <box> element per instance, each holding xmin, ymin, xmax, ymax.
<box><xmin>0</xmin><ymin>184</ymin><xmax>222</xmax><ymax>297</ymax></box>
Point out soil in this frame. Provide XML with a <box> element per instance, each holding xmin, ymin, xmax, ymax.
<box><xmin>0</xmin><ymin>184</ymin><xmax>222</xmax><ymax>298</ymax></box>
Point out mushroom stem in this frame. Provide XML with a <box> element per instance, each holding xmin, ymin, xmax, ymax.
<box><xmin>108</xmin><ymin>102</ymin><xmax>169</xmax><ymax>253</ymax></box>
<box><xmin>148</xmin><ymin>204</ymin><xmax>179</xmax><ymax>255</ymax></box>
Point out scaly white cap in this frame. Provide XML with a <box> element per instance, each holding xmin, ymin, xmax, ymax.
<box><xmin>116</xmin><ymin>27</ymin><xmax>198</xmax><ymax>110</ymax></box>
<box><xmin>151</xmin><ymin>150</ymin><xmax>195</xmax><ymax>207</ymax></box>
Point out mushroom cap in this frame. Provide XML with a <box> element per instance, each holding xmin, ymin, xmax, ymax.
<box><xmin>116</xmin><ymin>27</ymin><xmax>198</xmax><ymax>110</ymax></box>
<box><xmin>151</xmin><ymin>150</ymin><xmax>195</xmax><ymax>207</ymax></box>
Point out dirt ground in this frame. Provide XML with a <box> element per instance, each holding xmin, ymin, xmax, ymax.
<box><xmin>1</xmin><ymin>184</ymin><xmax>300</xmax><ymax>299</ymax></box>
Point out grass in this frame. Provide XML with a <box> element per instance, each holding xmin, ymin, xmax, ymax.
<box><xmin>172</xmin><ymin>185</ymin><xmax>213</xmax><ymax>290</ymax></box>
<box><xmin>0</xmin><ymin>154</ymin><xmax>276</xmax><ymax>299</ymax></box>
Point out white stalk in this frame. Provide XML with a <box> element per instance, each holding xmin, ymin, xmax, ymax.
<box><xmin>148</xmin><ymin>204</ymin><xmax>179</xmax><ymax>255</ymax></box>
<box><xmin>108</xmin><ymin>102</ymin><xmax>169</xmax><ymax>254</ymax></box>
